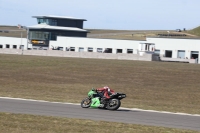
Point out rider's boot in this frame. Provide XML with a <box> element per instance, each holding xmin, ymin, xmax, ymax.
<box><xmin>98</xmin><ymin>97</ymin><xmax>108</xmax><ymax>108</ymax></box>
<box><xmin>101</xmin><ymin>97</ymin><xmax>109</xmax><ymax>102</ymax></box>
<box><xmin>98</xmin><ymin>104</ymin><xmax>104</xmax><ymax>107</ymax></box>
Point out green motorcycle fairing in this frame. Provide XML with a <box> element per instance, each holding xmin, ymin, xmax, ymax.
<box><xmin>87</xmin><ymin>89</ymin><xmax>100</xmax><ymax>108</ymax></box>
<box><xmin>90</xmin><ymin>97</ymin><xmax>101</xmax><ymax>108</ymax></box>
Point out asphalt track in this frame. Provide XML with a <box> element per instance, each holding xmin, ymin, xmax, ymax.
<box><xmin>0</xmin><ymin>98</ymin><xmax>200</xmax><ymax>131</ymax></box>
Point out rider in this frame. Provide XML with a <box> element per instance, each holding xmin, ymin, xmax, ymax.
<box><xmin>93</xmin><ymin>86</ymin><xmax>115</xmax><ymax>107</ymax></box>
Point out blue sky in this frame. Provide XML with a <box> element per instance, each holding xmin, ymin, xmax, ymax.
<box><xmin>0</xmin><ymin>0</ymin><xmax>199</xmax><ymax>30</ymax></box>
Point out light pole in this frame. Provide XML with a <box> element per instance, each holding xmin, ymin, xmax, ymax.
<box><xmin>20</xmin><ymin>31</ymin><xmax>23</xmax><ymax>46</ymax></box>
<box><xmin>18</xmin><ymin>24</ymin><xmax>24</xmax><ymax>54</ymax></box>
<box><xmin>26</xmin><ymin>27</ymin><xmax>29</xmax><ymax>50</ymax></box>
<box><xmin>18</xmin><ymin>24</ymin><xmax>29</xmax><ymax>50</ymax></box>
<box><xmin>21</xmin><ymin>31</ymin><xmax>23</xmax><ymax>55</ymax></box>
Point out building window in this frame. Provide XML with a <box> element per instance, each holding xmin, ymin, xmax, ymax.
<box><xmin>191</xmin><ymin>51</ymin><xmax>199</xmax><ymax>59</ymax></box>
<box><xmin>127</xmin><ymin>49</ymin><xmax>133</xmax><ymax>54</ymax></box>
<box><xmin>97</xmin><ymin>48</ymin><xmax>103</xmax><ymax>53</ymax></box>
<box><xmin>50</xmin><ymin>32</ymin><xmax>66</xmax><ymax>40</ymax></box>
<box><xmin>88</xmin><ymin>47</ymin><xmax>93</xmax><ymax>52</ymax></box>
<box><xmin>165</xmin><ymin>50</ymin><xmax>172</xmax><ymax>58</ymax></box>
<box><xmin>154</xmin><ymin>49</ymin><xmax>160</xmax><ymax>55</ymax></box>
<box><xmin>177</xmin><ymin>50</ymin><xmax>185</xmax><ymax>59</ymax></box>
<box><xmin>79</xmin><ymin>47</ymin><xmax>84</xmax><ymax>52</ymax></box>
<box><xmin>104</xmin><ymin>48</ymin><xmax>112</xmax><ymax>53</ymax></box>
<box><xmin>0</xmin><ymin>45</ymin><xmax>2</xmax><ymax>48</ymax></box>
<box><xmin>51</xmin><ymin>33</ymin><xmax>56</xmax><ymax>40</ymax></box>
<box><xmin>51</xmin><ymin>19</ymin><xmax>57</xmax><ymax>26</ymax></box>
<box><xmin>13</xmin><ymin>45</ymin><xmax>17</xmax><ymax>49</ymax></box>
<box><xmin>66</xmin><ymin>47</ymin><xmax>69</xmax><ymax>51</ymax></box>
<box><xmin>6</xmin><ymin>44</ymin><xmax>10</xmax><ymax>48</ymax></box>
<box><xmin>70</xmin><ymin>47</ymin><xmax>75</xmax><ymax>51</ymax></box>
<box><xmin>37</xmin><ymin>19</ymin><xmax>49</xmax><ymax>24</ymax></box>
<box><xmin>117</xmin><ymin>49</ymin><xmax>123</xmax><ymax>53</ymax></box>
<box><xmin>37</xmin><ymin>19</ymin><xmax>43</xmax><ymax>24</ymax></box>
<box><xmin>29</xmin><ymin>31</ymin><xmax>50</xmax><ymax>40</ymax></box>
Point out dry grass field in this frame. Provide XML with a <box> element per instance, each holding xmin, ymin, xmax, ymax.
<box><xmin>0</xmin><ymin>113</ymin><xmax>198</xmax><ymax>133</ymax></box>
<box><xmin>0</xmin><ymin>26</ymin><xmax>26</xmax><ymax>38</ymax></box>
<box><xmin>187</xmin><ymin>26</ymin><xmax>200</xmax><ymax>36</ymax></box>
<box><xmin>0</xmin><ymin>54</ymin><xmax>200</xmax><ymax>114</ymax></box>
<box><xmin>1</xmin><ymin>26</ymin><xmax>200</xmax><ymax>132</ymax></box>
<box><xmin>87</xmin><ymin>29</ymin><xmax>199</xmax><ymax>40</ymax></box>
<box><xmin>1</xmin><ymin>26</ymin><xmax>199</xmax><ymax>41</ymax></box>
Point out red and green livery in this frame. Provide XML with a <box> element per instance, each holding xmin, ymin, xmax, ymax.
<box><xmin>81</xmin><ymin>88</ymin><xmax>126</xmax><ymax>110</ymax></box>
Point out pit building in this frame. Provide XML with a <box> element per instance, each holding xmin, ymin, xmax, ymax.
<box><xmin>0</xmin><ymin>15</ymin><xmax>199</xmax><ymax>64</ymax></box>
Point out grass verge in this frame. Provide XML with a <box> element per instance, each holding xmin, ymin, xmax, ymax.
<box><xmin>0</xmin><ymin>54</ymin><xmax>200</xmax><ymax>114</ymax></box>
<box><xmin>187</xmin><ymin>26</ymin><xmax>200</xmax><ymax>36</ymax></box>
<box><xmin>0</xmin><ymin>112</ymin><xmax>198</xmax><ymax>133</ymax></box>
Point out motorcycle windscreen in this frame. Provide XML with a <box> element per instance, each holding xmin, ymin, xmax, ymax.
<box><xmin>88</xmin><ymin>90</ymin><xmax>97</xmax><ymax>98</ymax></box>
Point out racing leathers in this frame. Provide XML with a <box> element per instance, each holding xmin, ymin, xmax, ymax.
<box><xmin>96</xmin><ymin>86</ymin><xmax>115</xmax><ymax>99</ymax></box>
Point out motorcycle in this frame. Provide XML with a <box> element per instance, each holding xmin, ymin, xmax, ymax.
<box><xmin>81</xmin><ymin>89</ymin><xmax>126</xmax><ymax>110</ymax></box>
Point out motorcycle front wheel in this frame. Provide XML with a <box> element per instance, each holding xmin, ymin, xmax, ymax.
<box><xmin>81</xmin><ymin>98</ymin><xmax>91</xmax><ymax>108</ymax></box>
<box><xmin>106</xmin><ymin>99</ymin><xmax>121</xmax><ymax>110</ymax></box>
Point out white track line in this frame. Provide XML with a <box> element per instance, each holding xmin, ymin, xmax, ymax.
<box><xmin>0</xmin><ymin>97</ymin><xmax>200</xmax><ymax>117</ymax></box>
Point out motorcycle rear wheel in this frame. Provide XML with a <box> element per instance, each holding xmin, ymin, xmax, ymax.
<box><xmin>106</xmin><ymin>99</ymin><xmax>121</xmax><ymax>110</ymax></box>
<box><xmin>81</xmin><ymin>98</ymin><xmax>91</xmax><ymax>108</ymax></box>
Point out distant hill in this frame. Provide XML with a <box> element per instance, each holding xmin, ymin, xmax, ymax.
<box><xmin>0</xmin><ymin>25</ymin><xmax>199</xmax><ymax>40</ymax></box>
<box><xmin>187</xmin><ymin>26</ymin><xmax>200</xmax><ymax>36</ymax></box>
<box><xmin>0</xmin><ymin>26</ymin><xmax>26</xmax><ymax>38</ymax></box>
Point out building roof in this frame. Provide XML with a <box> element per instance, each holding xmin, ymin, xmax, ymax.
<box><xmin>27</xmin><ymin>24</ymin><xmax>88</xmax><ymax>32</ymax></box>
<box><xmin>32</xmin><ymin>15</ymin><xmax>87</xmax><ymax>21</ymax></box>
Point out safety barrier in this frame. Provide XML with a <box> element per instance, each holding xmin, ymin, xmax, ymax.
<box><xmin>0</xmin><ymin>49</ymin><xmax>159</xmax><ymax>62</ymax></box>
<box><xmin>160</xmin><ymin>57</ymin><xmax>196</xmax><ymax>64</ymax></box>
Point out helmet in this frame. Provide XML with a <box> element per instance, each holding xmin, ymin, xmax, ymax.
<box><xmin>104</xmin><ymin>86</ymin><xmax>109</xmax><ymax>89</ymax></box>
<box><xmin>104</xmin><ymin>86</ymin><xmax>110</xmax><ymax>92</ymax></box>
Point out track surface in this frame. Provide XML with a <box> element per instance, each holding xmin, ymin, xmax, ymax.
<box><xmin>0</xmin><ymin>98</ymin><xmax>200</xmax><ymax>131</ymax></box>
